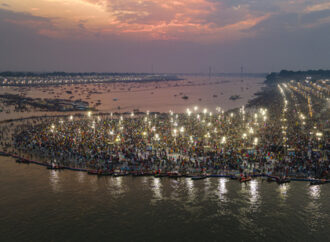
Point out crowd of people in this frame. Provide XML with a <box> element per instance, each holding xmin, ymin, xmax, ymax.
<box><xmin>10</xmin><ymin>83</ymin><xmax>329</xmax><ymax>178</ymax></box>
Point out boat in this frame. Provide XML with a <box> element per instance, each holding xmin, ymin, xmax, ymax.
<box><xmin>132</xmin><ymin>171</ymin><xmax>145</xmax><ymax>177</ymax></box>
<box><xmin>16</xmin><ymin>159</ymin><xmax>23</xmax><ymax>163</ymax></box>
<box><xmin>267</xmin><ymin>177</ymin><xmax>277</xmax><ymax>182</ymax></box>
<box><xmin>132</xmin><ymin>171</ymin><xmax>153</xmax><ymax>176</ymax></box>
<box><xmin>191</xmin><ymin>175</ymin><xmax>207</xmax><ymax>180</ymax></box>
<box><xmin>0</xmin><ymin>151</ymin><xmax>10</xmax><ymax>156</ymax></box>
<box><xmin>16</xmin><ymin>158</ymin><xmax>30</xmax><ymax>164</ymax></box>
<box><xmin>168</xmin><ymin>171</ymin><xmax>182</xmax><ymax>178</ymax></box>
<box><xmin>97</xmin><ymin>170</ymin><xmax>113</xmax><ymax>176</ymax></box>
<box><xmin>47</xmin><ymin>164</ymin><xmax>64</xmax><ymax>170</ymax></box>
<box><xmin>180</xmin><ymin>171</ymin><xmax>192</xmax><ymax>177</ymax></box>
<box><xmin>310</xmin><ymin>179</ymin><xmax>327</xmax><ymax>186</ymax></box>
<box><xmin>113</xmin><ymin>171</ymin><xmax>130</xmax><ymax>177</ymax></box>
<box><xmin>154</xmin><ymin>173</ymin><xmax>168</xmax><ymax>178</ymax></box>
<box><xmin>239</xmin><ymin>176</ymin><xmax>252</xmax><ymax>183</ymax></box>
<box><xmin>143</xmin><ymin>171</ymin><xmax>154</xmax><ymax>176</ymax></box>
<box><xmin>87</xmin><ymin>169</ymin><xmax>100</xmax><ymax>175</ymax></box>
<box><xmin>276</xmin><ymin>177</ymin><xmax>291</xmax><ymax>184</ymax></box>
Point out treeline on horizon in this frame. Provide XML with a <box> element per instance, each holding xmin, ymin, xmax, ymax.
<box><xmin>0</xmin><ymin>71</ymin><xmax>172</xmax><ymax>77</ymax></box>
<box><xmin>0</xmin><ymin>71</ymin><xmax>265</xmax><ymax>78</ymax></box>
<box><xmin>266</xmin><ymin>69</ymin><xmax>330</xmax><ymax>83</ymax></box>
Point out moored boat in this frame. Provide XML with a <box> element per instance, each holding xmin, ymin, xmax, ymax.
<box><xmin>132</xmin><ymin>171</ymin><xmax>145</xmax><ymax>176</ymax></box>
<box><xmin>0</xmin><ymin>151</ymin><xmax>10</xmax><ymax>156</ymax></box>
<box><xmin>97</xmin><ymin>170</ymin><xmax>113</xmax><ymax>176</ymax></box>
<box><xmin>191</xmin><ymin>175</ymin><xmax>207</xmax><ymax>180</ymax></box>
<box><xmin>168</xmin><ymin>171</ymin><xmax>182</xmax><ymax>178</ymax></box>
<box><xmin>239</xmin><ymin>176</ymin><xmax>252</xmax><ymax>183</ymax></box>
<box><xmin>88</xmin><ymin>169</ymin><xmax>100</xmax><ymax>175</ymax></box>
<box><xmin>276</xmin><ymin>177</ymin><xmax>291</xmax><ymax>184</ymax></box>
<box><xmin>154</xmin><ymin>173</ymin><xmax>168</xmax><ymax>178</ymax></box>
<box><xmin>113</xmin><ymin>171</ymin><xmax>130</xmax><ymax>177</ymax></box>
<box><xmin>267</xmin><ymin>177</ymin><xmax>277</xmax><ymax>182</ymax></box>
<box><xmin>47</xmin><ymin>164</ymin><xmax>64</xmax><ymax>170</ymax></box>
<box><xmin>19</xmin><ymin>159</ymin><xmax>30</xmax><ymax>164</ymax></box>
<box><xmin>310</xmin><ymin>179</ymin><xmax>326</xmax><ymax>186</ymax></box>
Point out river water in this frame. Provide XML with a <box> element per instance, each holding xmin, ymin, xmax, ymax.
<box><xmin>0</xmin><ymin>75</ymin><xmax>264</xmax><ymax>120</ymax></box>
<box><xmin>0</xmin><ymin>157</ymin><xmax>329</xmax><ymax>241</ymax></box>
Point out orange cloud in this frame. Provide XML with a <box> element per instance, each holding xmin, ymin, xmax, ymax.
<box><xmin>0</xmin><ymin>0</ymin><xmax>285</xmax><ymax>41</ymax></box>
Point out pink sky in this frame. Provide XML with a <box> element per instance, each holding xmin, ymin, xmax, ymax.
<box><xmin>0</xmin><ymin>0</ymin><xmax>330</xmax><ymax>72</ymax></box>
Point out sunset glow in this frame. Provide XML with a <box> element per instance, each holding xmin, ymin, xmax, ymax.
<box><xmin>1</xmin><ymin>0</ymin><xmax>330</xmax><ymax>72</ymax></box>
<box><xmin>2</xmin><ymin>0</ymin><xmax>329</xmax><ymax>41</ymax></box>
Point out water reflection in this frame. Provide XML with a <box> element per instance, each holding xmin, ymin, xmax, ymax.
<box><xmin>309</xmin><ymin>185</ymin><xmax>321</xmax><ymax>199</ymax></box>
<box><xmin>306</xmin><ymin>185</ymin><xmax>323</xmax><ymax>231</ymax></box>
<box><xmin>248</xmin><ymin>180</ymin><xmax>260</xmax><ymax>208</ymax></box>
<box><xmin>141</xmin><ymin>176</ymin><xmax>148</xmax><ymax>186</ymax></box>
<box><xmin>204</xmin><ymin>178</ymin><xmax>211</xmax><ymax>193</ymax></box>
<box><xmin>218</xmin><ymin>178</ymin><xmax>228</xmax><ymax>202</ymax></box>
<box><xmin>49</xmin><ymin>170</ymin><xmax>61</xmax><ymax>192</ymax></box>
<box><xmin>278</xmin><ymin>184</ymin><xmax>290</xmax><ymax>200</ymax></box>
<box><xmin>106</xmin><ymin>176</ymin><xmax>125</xmax><ymax>197</ymax></box>
<box><xmin>185</xmin><ymin>178</ymin><xmax>195</xmax><ymax>202</ymax></box>
<box><xmin>113</xmin><ymin>176</ymin><xmax>123</xmax><ymax>189</ymax></box>
<box><xmin>76</xmin><ymin>172</ymin><xmax>86</xmax><ymax>184</ymax></box>
<box><xmin>151</xmin><ymin>178</ymin><xmax>162</xmax><ymax>202</ymax></box>
<box><xmin>166</xmin><ymin>179</ymin><xmax>177</xmax><ymax>201</ymax></box>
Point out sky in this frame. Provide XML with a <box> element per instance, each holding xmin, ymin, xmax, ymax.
<box><xmin>0</xmin><ymin>0</ymin><xmax>330</xmax><ymax>73</ymax></box>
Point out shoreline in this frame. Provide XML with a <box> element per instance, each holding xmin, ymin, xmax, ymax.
<box><xmin>1</xmin><ymin>151</ymin><xmax>329</xmax><ymax>183</ymax></box>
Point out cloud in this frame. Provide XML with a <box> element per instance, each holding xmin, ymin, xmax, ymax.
<box><xmin>74</xmin><ymin>0</ymin><xmax>272</xmax><ymax>40</ymax></box>
<box><xmin>1</xmin><ymin>0</ymin><xmax>330</xmax><ymax>73</ymax></box>
<box><xmin>2</xmin><ymin>0</ymin><xmax>330</xmax><ymax>42</ymax></box>
<box><xmin>304</xmin><ymin>2</ymin><xmax>330</xmax><ymax>13</ymax></box>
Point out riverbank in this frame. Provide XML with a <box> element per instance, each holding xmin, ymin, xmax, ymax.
<box><xmin>1</xmin><ymin>151</ymin><xmax>329</xmax><ymax>184</ymax></box>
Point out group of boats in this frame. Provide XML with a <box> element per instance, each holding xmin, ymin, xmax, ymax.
<box><xmin>266</xmin><ymin>176</ymin><xmax>291</xmax><ymax>184</ymax></box>
<box><xmin>86</xmin><ymin>169</ymin><xmax>329</xmax><ymax>186</ymax></box>
<box><xmin>11</xmin><ymin>157</ymin><xmax>330</xmax><ymax>186</ymax></box>
<box><xmin>16</xmin><ymin>158</ymin><xmax>65</xmax><ymax>170</ymax></box>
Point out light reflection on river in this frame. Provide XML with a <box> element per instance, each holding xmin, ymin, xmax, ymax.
<box><xmin>151</xmin><ymin>177</ymin><xmax>162</xmax><ymax>203</ymax></box>
<box><xmin>218</xmin><ymin>178</ymin><xmax>228</xmax><ymax>202</ymax></box>
<box><xmin>0</xmin><ymin>158</ymin><xmax>329</xmax><ymax>241</ymax></box>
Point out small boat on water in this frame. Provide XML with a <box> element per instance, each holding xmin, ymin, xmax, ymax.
<box><xmin>181</xmin><ymin>171</ymin><xmax>193</xmax><ymax>177</ymax></box>
<box><xmin>16</xmin><ymin>158</ymin><xmax>30</xmax><ymax>164</ymax></box>
<box><xmin>97</xmin><ymin>170</ymin><xmax>113</xmax><ymax>176</ymax></box>
<box><xmin>154</xmin><ymin>173</ymin><xmax>168</xmax><ymax>178</ymax></box>
<box><xmin>145</xmin><ymin>171</ymin><xmax>154</xmax><ymax>176</ymax></box>
<box><xmin>113</xmin><ymin>171</ymin><xmax>130</xmax><ymax>177</ymax></box>
<box><xmin>132</xmin><ymin>171</ymin><xmax>145</xmax><ymax>177</ymax></box>
<box><xmin>310</xmin><ymin>179</ymin><xmax>327</xmax><ymax>186</ymax></box>
<box><xmin>0</xmin><ymin>151</ymin><xmax>10</xmax><ymax>156</ymax></box>
<box><xmin>239</xmin><ymin>176</ymin><xmax>252</xmax><ymax>183</ymax></box>
<box><xmin>191</xmin><ymin>175</ymin><xmax>207</xmax><ymax>180</ymax></box>
<box><xmin>276</xmin><ymin>177</ymin><xmax>291</xmax><ymax>184</ymax></box>
<box><xmin>168</xmin><ymin>171</ymin><xmax>182</xmax><ymax>178</ymax></box>
<box><xmin>87</xmin><ymin>169</ymin><xmax>100</xmax><ymax>175</ymax></box>
<box><xmin>47</xmin><ymin>164</ymin><xmax>64</xmax><ymax>170</ymax></box>
<box><xmin>267</xmin><ymin>177</ymin><xmax>277</xmax><ymax>182</ymax></box>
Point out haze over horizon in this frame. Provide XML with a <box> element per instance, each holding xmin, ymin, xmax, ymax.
<box><xmin>1</xmin><ymin>0</ymin><xmax>330</xmax><ymax>73</ymax></box>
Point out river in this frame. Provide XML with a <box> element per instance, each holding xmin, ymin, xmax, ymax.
<box><xmin>0</xmin><ymin>75</ymin><xmax>264</xmax><ymax>120</ymax></box>
<box><xmin>0</xmin><ymin>157</ymin><xmax>329</xmax><ymax>241</ymax></box>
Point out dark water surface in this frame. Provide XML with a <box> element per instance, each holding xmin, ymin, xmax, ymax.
<box><xmin>0</xmin><ymin>157</ymin><xmax>329</xmax><ymax>241</ymax></box>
